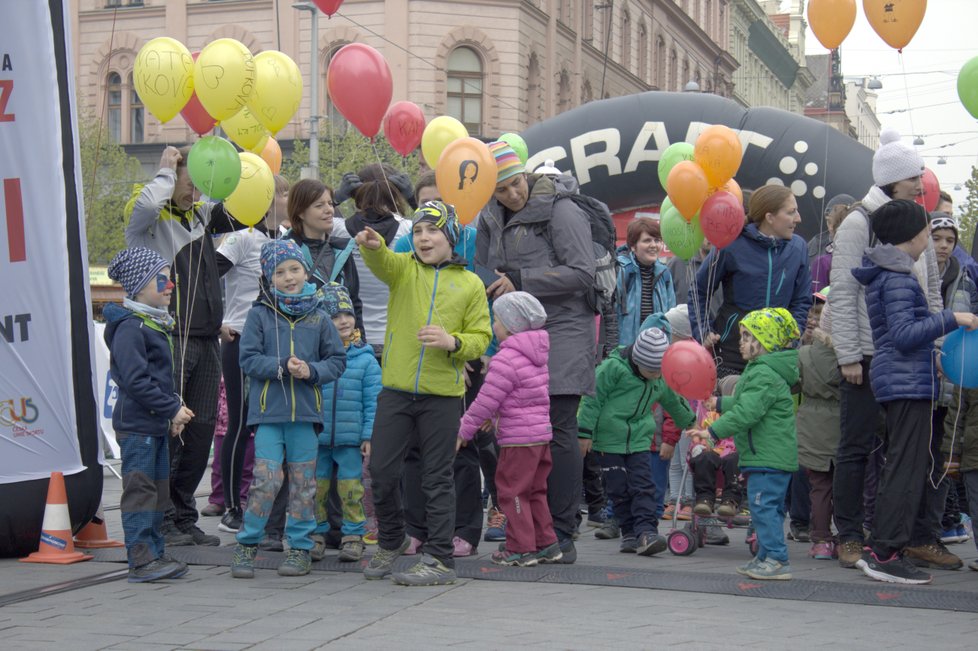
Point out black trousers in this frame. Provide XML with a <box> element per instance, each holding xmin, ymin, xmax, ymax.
<box><xmin>787</xmin><ymin>467</ymin><xmax>812</xmax><ymax>527</ymax></box>
<box><xmin>220</xmin><ymin>335</ymin><xmax>250</xmax><ymax>511</ymax></box>
<box><xmin>370</xmin><ymin>389</ymin><xmax>462</xmax><ymax>566</ymax></box>
<box><xmin>549</xmin><ymin>395</ymin><xmax>584</xmax><ymax>540</ymax></box>
<box><xmin>691</xmin><ymin>450</ymin><xmax>741</xmax><ymax>504</ymax></box>
<box><xmin>582</xmin><ymin>450</ymin><xmax>607</xmax><ymax>516</ymax></box>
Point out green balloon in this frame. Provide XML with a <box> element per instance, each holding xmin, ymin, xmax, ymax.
<box><xmin>958</xmin><ymin>56</ymin><xmax>978</xmax><ymax>119</ymax></box>
<box><xmin>658</xmin><ymin>142</ymin><xmax>695</xmax><ymax>190</ymax></box>
<box><xmin>660</xmin><ymin>205</ymin><xmax>704</xmax><ymax>261</ymax></box>
<box><xmin>188</xmin><ymin>136</ymin><xmax>242</xmax><ymax>201</ymax></box>
<box><xmin>499</xmin><ymin>132</ymin><xmax>529</xmax><ymax>164</ymax></box>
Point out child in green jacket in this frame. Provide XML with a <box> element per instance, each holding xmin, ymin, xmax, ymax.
<box><xmin>578</xmin><ymin>328</ymin><xmax>695</xmax><ymax>556</ymax></box>
<box><xmin>689</xmin><ymin>307</ymin><xmax>800</xmax><ymax>581</ymax></box>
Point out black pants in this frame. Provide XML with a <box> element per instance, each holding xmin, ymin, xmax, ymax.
<box><xmin>582</xmin><ymin>450</ymin><xmax>607</xmax><ymax>518</ymax></box>
<box><xmin>833</xmin><ymin>357</ymin><xmax>883</xmax><ymax>543</ymax></box>
<box><xmin>787</xmin><ymin>467</ymin><xmax>812</xmax><ymax>528</ymax></box>
<box><xmin>549</xmin><ymin>395</ymin><xmax>584</xmax><ymax>540</ymax></box>
<box><xmin>691</xmin><ymin>450</ymin><xmax>741</xmax><ymax>504</ymax></box>
<box><xmin>476</xmin><ymin>428</ymin><xmax>499</xmax><ymax>509</ymax></box>
<box><xmin>599</xmin><ymin>451</ymin><xmax>659</xmax><ymax>538</ymax></box>
<box><xmin>940</xmin><ymin>477</ymin><xmax>963</xmax><ymax>530</ymax></box>
<box><xmin>220</xmin><ymin>335</ymin><xmax>250</xmax><ymax>512</ymax></box>
<box><xmin>370</xmin><ymin>389</ymin><xmax>461</xmax><ymax>566</ymax></box>
<box><xmin>922</xmin><ymin>406</ymin><xmax>948</xmax><ymax>542</ymax></box>
<box><xmin>871</xmin><ymin>400</ymin><xmax>943</xmax><ymax>557</ymax></box>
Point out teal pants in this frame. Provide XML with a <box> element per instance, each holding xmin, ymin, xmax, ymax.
<box><xmin>314</xmin><ymin>445</ymin><xmax>366</xmax><ymax>536</ymax></box>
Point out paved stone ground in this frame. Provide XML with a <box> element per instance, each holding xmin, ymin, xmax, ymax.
<box><xmin>2</xmin><ymin>462</ymin><xmax>977</xmax><ymax>649</ymax></box>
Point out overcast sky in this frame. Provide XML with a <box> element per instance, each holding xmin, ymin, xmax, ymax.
<box><xmin>802</xmin><ymin>0</ymin><xmax>977</xmax><ymax>210</ymax></box>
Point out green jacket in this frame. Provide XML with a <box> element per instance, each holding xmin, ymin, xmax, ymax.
<box><xmin>360</xmin><ymin>241</ymin><xmax>491</xmax><ymax>397</ymax></box>
<box><xmin>578</xmin><ymin>349</ymin><xmax>694</xmax><ymax>454</ymax></box>
<box><xmin>796</xmin><ymin>337</ymin><xmax>842</xmax><ymax>472</ymax></box>
<box><xmin>711</xmin><ymin>349</ymin><xmax>799</xmax><ymax>472</ymax></box>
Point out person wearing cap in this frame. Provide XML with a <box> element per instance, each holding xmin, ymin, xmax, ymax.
<box><xmin>104</xmin><ymin>247</ymin><xmax>195</xmax><ymax>583</ymax></box>
<box><xmin>578</xmin><ymin>328</ymin><xmax>695</xmax><ymax>557</ymax></box>
<box><xmin>810</xmin><ymin>196</ymin><xmax>855</xmax><ymax>294</ymax></box>
<box><xmin>850</xmin><ymin>199</ymin><xmax>978</xmax><ymax>584</ymax></box>
<box><xmin>688</xmin><ymin>307</ymin><xmax>802</xmax><ymax>580</ymax></box>
<box><xmin>355</xmin><ymin>201</ymin><xmax>491</xmax><ymax>586</ymax></box>
<box><xmin>476</xmin><ymin>140</ymin><xmax>596</xmax><ymax>562</ymax></box>
<box><xmin>823</xmin><ymin>128</ymin><xmax>946</xmax><ymax>569</ymax></box>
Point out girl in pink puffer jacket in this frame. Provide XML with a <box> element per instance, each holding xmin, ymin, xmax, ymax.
<box><xmin>457</xmin><ymin>291</ymin><xmax>560</xmax><ymax>567</ymax></box>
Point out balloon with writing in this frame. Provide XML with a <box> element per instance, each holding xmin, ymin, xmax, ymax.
<box><xmin>383</xmin><ymin>101</ymin><xmax>426</xmax><ymax>156</ymax></box>
<box><xmin>661</xmin><ymin>340</ymin><xmax>717</xmax><ymax>401</ymax></box>
<box><xmin>181</xmin><ymin>52</ymin><xmax>219</xmax><ymax>135</ymax></box>
<box><xmin>133</xmin><ymin>37</ymin><xmax>194</xmax><ymax>123</ymax></box>
<box><xmin>247</xmin><ymin>50</ymin><xmax>303</xmax><ymax>135</ymax></box>
<box><xmin>193</xmin><ymin>38</ymin><xmax>256</xmax><ymax>122</ymax></box>
<box><xmin>660</xmin><ymin>203</ymin><xmax>705</xmax><ymax>261</ymax></box>
<box><xmin>700</xmin><ymin>190</ymin><xmax>745</xmax><ymax>249</ymax></box>
<box><xmin>221</xmin><ymin>105</ymin><xmax>269</xmax><ymax>151</ymax></box>
<box><xmin>225</xmin><ymin>152</ymin><xmax>274</xmax><ymax>227</ymax></box>
<box><xmin>435</xmin><ymin>137</ymin><xmax>497</xmax><ymax>225</ymax></box>
<box><xmin>864</xmin><ymin>0</ymin><xmax>927</xmax><ymax>52</ymax></box>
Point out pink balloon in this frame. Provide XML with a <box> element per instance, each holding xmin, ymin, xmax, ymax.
<box><xmin>383</xmin><ymin>101</ymin><xmax>426</xmax><ymax>156</ymax></box>
<box><xmin>915</xmin><ymin>167</ymin><xmax>940</xmax><ymax>213</ymax></box>
<box><xmin>700</xmin><ymin>190</ymin><xmax>745</xmax><ymax>249</ymax></box>
<box><xmin>181</xmin><ymin>52</ymin><xmax>218</xmax><ymax>136</ymax></box>
<box><xmin>326</xmin><ymin>43</ymin><xmax>392</xmax><ymax>139</ymax></box>
<box><xmin>661</xmin><ymin>341</ymin><xmax>717</xmax><ymax>401</ymax></box>
<box><xmin>312</xmin><ymin>0</ymin><xmax>344</xmax><ymax>16</ymax></box>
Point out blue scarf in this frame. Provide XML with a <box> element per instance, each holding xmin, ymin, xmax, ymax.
<box><xmin>123</xmin><ymin>298</ymin><xmax>175</xmax><ymax>331</ymax></box>
<box><xmin>273</xmin><ymin>282</ymin><xmax>322</xmax><ymax>317</ymax></box>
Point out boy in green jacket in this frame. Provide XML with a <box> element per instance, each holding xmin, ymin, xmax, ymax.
<box><xmin>689</xmin><ymin>307</ymin><xmax>800</xmax><ymax>581</ymax></box>
<box><xmin>578</xmin><ymin>328</ymin><xmax>695</xmax><ymax>556</ymax></box>
<box><xmin>354</xmin><ymin>201</ymin><xmax>491</xmax><ymax>587</ymax></box>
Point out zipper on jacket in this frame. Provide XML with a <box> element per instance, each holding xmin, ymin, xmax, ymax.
<box><xmin>624</xmin><ymin>382</ymin><xmax>653</xmax><ymax>453</ymax></box>
<box><xmin>414</xmin><ymin>268</ymin><xmax>440</xmax><ymax>394</ymax></box>
<box><xmin>775</xmin><ymin>269</ymin><xmax>786</xmax><ymax>295</ymax></box>
<box><xmin>384</xmin><ymin>331</ymin><xmax>394</xmax><ymax>368</ymax></box>
<box><xmin>765</xmin><ymin>248</ymin><xmax>773</xmax><ymax>306</ymax></box>
<box><xmin>329</xmin><ymin>382</ymin><xmax>338</xmax><ymax>447</ymax></box>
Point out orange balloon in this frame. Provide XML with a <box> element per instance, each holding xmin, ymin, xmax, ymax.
<box><xmin>435</xmin><ymin>137</ymin><xmax>498</xmax><ymax>225</ymax></box>
<box><xmin>808</xmin><ymin>0</ymin><xmax>856</xmax><ymax>50</ymax></box>
<box><xmin>721</xmin><ymin>178</ymin><xmax>743</xmax><ymax>206</ymax></box>
<box><xmin>693</xmin><ymin>125</ymin><xmax>743</xmax><ymax>189</ymax></box>
<box><xmin>259</xmin><ymin>137</ymin><xmax>282</xmax><ymax>175</ymax></box>
<box><xmin>666</xmin><ymin>161</ymin><xmax>710</xmax><ymax>222</ymax></box>
<box><xmin>864</xmin><ymin>0</ymin><xmax>926</xmax><ymax>51</ymax></box>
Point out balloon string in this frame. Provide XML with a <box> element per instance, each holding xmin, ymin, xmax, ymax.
<box><xmin>900</xmin><ymin>53</ymin><xmax>918</xmax><ymax>148</ymax></box>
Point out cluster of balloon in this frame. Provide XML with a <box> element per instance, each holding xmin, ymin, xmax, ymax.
<box><xmin>327</xmin><ymin>43</ymin><xmax>393</xmax><ymax>140</ymax></box>
<box><xmin>434</xmin><ymin>137</ymin><xmax>498</xmax><ymax>225</ymax></box>
<box><xmin>383</xmin><ymin>101</ymin><xmax>426</xmax><ymax>156</ymax></box>
<box><xmin>809</xmin><ymin>0</ymin><xmax>926</xmax><ymax>52</ymax></box>
<box><xmin>661</xmin><ymin>340</ymin><xmax>717</xmax><ymax>402</ymax></box>
<box><xmin>660</xmin><ymin>125</ymin><xmax>744</xmax><ymax>259</ymax></box>
<box><xmin>942</xmin><ymin>327</ymin><xmax>978</xmax><ymax>389</ymax></box>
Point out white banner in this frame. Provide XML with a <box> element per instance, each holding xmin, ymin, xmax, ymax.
<box><xmin>0</xmin><ymin>0</ymin><xmax>85</xmax><ymax>483</ymax></box>
<box><xmin>92</xmin><ymin>322</ymin><xmax>120</xmax><ymax>459</ymax></box>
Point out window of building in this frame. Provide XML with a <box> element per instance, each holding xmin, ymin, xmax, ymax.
<box><xmin>558</xmin><ymin>0</ymin><xmax>574</xmax><ymax>27</ymax></box>
<box><xmin>655</xmin><ymin>36</ymin><xmax>666</xmax><ymax>88</ymax></box>
<box><xmin>557</xmin><ymin>69</ymin><xmax>571</xmax><ymax>113</ymax></box>
<box><xmin>583</xmin><ymin>3</ymin><xmax>594</xmax><ymax>41</ymax></box>
<box><xmin>599</xmin><ymin>3</ymin><xmax>611</xmax><ymax>50</ymax></box>
<box><xmin>447</xmin><ymin>46</ymin><xmax>483</xmax><ymax>136</ymax></box>
<box><xmin>528</xmin><ymin>53</ymin><xmax>542</xmax><ymax>123</ymax></box>
<box><xmin>638</xmin><ymin>21</ymin><xmax>648</xmax><ymax>83</ymax></box>
<box><xmin>669</xmin><ymin>48</ymin><xmax>678</xmax><ymax>91</ymax></box>
<box><xmin>106</xmin><ymin>72</ymin><xmax>122</xmax><ymax>142</ymax></box>
<box><xmin>128</xmin><ymin>72</ymin><xmax>144</xmax><ymax>143</ymax></box>
<box><xmin>621</xmin><ymin>10</ymin><xmax>631</xmax><ymax>68</ymax></box>
<box><xmin>582</xmin><ymin>79</ymin><xmax>593</xmax><ymax>103</ymax></box>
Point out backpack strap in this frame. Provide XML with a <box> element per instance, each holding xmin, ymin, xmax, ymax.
<box><xmin>330</xmin><ymin>239</ymin><xmax>356</xmax><ymax>282</ymax></box>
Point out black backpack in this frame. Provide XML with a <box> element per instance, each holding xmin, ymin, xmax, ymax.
<box><xmin>556</xmin><ymin>191</ymin><xmax>619</xmax><ymax>313</ymax></box>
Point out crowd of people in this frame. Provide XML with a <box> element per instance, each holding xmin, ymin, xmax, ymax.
<box><xmin>103</xmin><ymin>129</ymin><xmax>978</xmax><ymax>587</ymax></box>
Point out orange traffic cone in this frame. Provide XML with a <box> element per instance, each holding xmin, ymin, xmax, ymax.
<box><xmin>73</xmin><ymin>503</ymin><xmax>124</xmax><ymax>549</ymax></box>
<box><xmin>20</xmin><ymin>472</ymin><xmax>91</xmax><ymax>564</ymax></box>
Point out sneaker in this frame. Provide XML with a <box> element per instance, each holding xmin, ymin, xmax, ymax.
<box><xmin>535</xmin><ymin>542</ymin><xmax>564</xmax><ymax>564</ymax></box>
<box><xmin>736</xmin><ymin>557</ymin><xmax>760</xmax><ymax>576</ymax></box>
<box><xmin>594</xmin><ymin>519</ymin><xmax>621</xmax><ymax>540</ymax></box>
<box><xmin>200</xmin><ymin>503</ymin><xmax>225</xmax><ymax>517</ymax></box>
<box><xmin>484</xmin><ymin>508</ymin><xmax>507</xmax><ymax>542</ymax></box>
<box><xmin>745</xmin><ymin>558</ymin><xmax>792</xmax><ymax>580</ymax></box>
<box><xmin>310</xmin><ymin>533</ymin><xmax>327</xmax><ymax>561</ymax></box>
<box><xmin>585</xmin><ymin>512</ymin><xmax>607</xmax><ymax>528</ymax></box>
<box><xmin>716</xmin><ymin>500</ymin><xmax>738</xmax><ymax>518</ymax></box>
<box><xmin>128</xmin><ymin>558</ymin><xmax>186</xmax><ymax>583</ymax></box>
<box><xmin>788</xmin><ymin>523</ymin><xmax>811</xmax><ymax>543</ymax></box>
<box><xmin>619</xmin><ymin>535</ymin><xmax>638</xmax><ymax>553</ymax></box>
<box><xmin>364</xmin><ymin>537</ymin><xmax>411</xmax><ymax>580</ymax></box>
<box><xmin>732</xmin><ymin>508</ymin><xmax>751</xmax><ymax>527</ymax></box>
<box><xmin>218</xmin><ymin>509</ymin><xmax>242</xmax><ymax>534</ymax></box>
<box><xmin>490</xmin><ymin>549</ymin><xmax>538</xmax><ymax>567</ymax></box>
<box><xmin>857</xmin><ymin>550</ymin><xmax>932</xmax><ymax>585</ymax></box>
<box><xmin>636</xmin><ymin>531</ymin><xmax>667</xmax><ymax>556</ymax></box>
<box><xmin>704</xmin><ymin>525</ymin><xmax>730</xmax><ymax>545</ymax></box>
<box><xmin>162</xmin><ymin>523</ymin><xmax>193</xmax><ymax>547</ymax></box>
<box><xmin>230</xmin><ymin>543</ymin><xmax>258</xmax><ymax>579</ymax></box>
<box><xmin>182</xmin><ymin>525</ymin><xmax>220</xmax><ymax>546</ymax></box>
<box><xmin>363</xmin><ymin>531</ymin><xmax>378</xmax><ymax>545</ymax></box>
<box><xmin>278</xmin><ymin>548</ymin><xmax>312</xmax><ymax>576</ymax></box>
<box><xmin>837</xmin><ymin>540</ymin><xmax>864</xmax><ymax>568</ymax></box>
<box><xmin>452</xmin><ymin>536</ymin><xmax>476</xmax><ymax>557</ymax></box>
<box><xmin>809</xmin><ymin>541</ymin><xmax>836</xmax><ymax>560</ymax></box>
<box><xmin>404</xmin><ymin>535</ymin><xmax>423</xmax><ymax>556</ymax></box>
<box><xmin>676</xmin><ymin>505</ymin><xmax>693</xmax><ymax>521</ymax></box>
<box><xmin>903</xmin><ymin>542</ymin><xmax>963</xmax><ymax>570</ymax></box>
<box><xmin>693</xmin><ymin>498</ymin><xmax>714</xmax><ymax>516</ymax></box>
<box><xmin>391</xmin><ymin>554</ymin><xmax>457</xmax><ymax>586</ymax></box>
<box><xmin>661</xmin><ymin>503</ymin><xmax>676</xmax><ymax>521</ymax></box>
<box><xmin>259</xmin><ymin>535</ymin><xmax>284</xmax><ymax>552</ymax></box>
<box><xmin>940</xmin><ymin>527</ymin><xmax>961</xmax><ymax>544</ymax></box>
<box><xmin>556</xmin><ymin>537</ymin><xmax>577</xmax><ymax>564</ymax></box>
<box><xmin>159</xmin><ymin>553</ymin><xmax>189</xmax><ymax>578</ymax></box>
<box><xmin>956</xmin><ymin>524</ymin><xmax>971</xmax><ymax>543</ymax></box>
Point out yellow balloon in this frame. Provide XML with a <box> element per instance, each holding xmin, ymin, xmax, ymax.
<box><xmin>133</xmin><ymin>37</ymin><xmax>194</xmax><ymax>123</ymax></box>
<box><xmin>421</xmin><ymin>116</ymin><xmax>468</xmax><ymax>169</ymax></box>
<box><xmin>221</xmin><ymin>106</ymin><xmax>269</xmax><ymax>151</ymax></box>
<box><xmin>225</xmin><ymin>152</ymin><xmax>274</xmax><ymax>227</ymax></box>
<box><xmin>246</xmin><ymin>50</ymin><xmax>303</xmax><ymax>135</ymax></box>
<box><xmin>193</xmin><ymin>38</ymin><xmax>256</xmax><ymax>122</ymax></box>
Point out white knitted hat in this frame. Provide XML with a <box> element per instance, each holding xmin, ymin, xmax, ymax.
<box><xmin>872</xmin><ymin>127</ymin><xmax>924</xmax><ymax>187</ymax></box>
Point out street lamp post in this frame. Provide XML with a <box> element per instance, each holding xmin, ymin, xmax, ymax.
<box><xmin>293</xmin><ymin>1</ymin><xmax>319</xmax><ymax>180</ymax></box>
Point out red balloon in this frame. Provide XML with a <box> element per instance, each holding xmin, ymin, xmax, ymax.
<box><xmin>661</xmin><ymin>340</ymin><xmax>717</xmax><ymax>401</ymax></box>
<box><xmin>326</xmin><ymin>43</ymin><xmax>392</xmax><ymax>139</ymax></box>
<box><xmin>181</xmin><ymin>52</ymin><xmax>218</xmax><ymax>136</ymax></box>
<box><xmin>700</xmin><ymin>190</ymin><xmax>745</xmax><ymax>249</ymax></box>
<box><xmin>312</xmin><ymin>0</ymin><xmax>344</xmax><ymax>16</ymax></box>
<box><xmin>383</xmin><ymin>101</ymin><xmax>425</xmax><ymax>156</ymax></box>
<box><xmin>915</xmin><ymin>167</ymin><xmax>940</xmax><ymax>213</ymax></box>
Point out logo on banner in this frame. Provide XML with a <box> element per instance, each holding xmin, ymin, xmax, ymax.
<box><xmin>0</xmin><ymin>396</ymin><xmax>42</xmax><ymax>437</ymax></box>
<box><xmin>103</xmin><ymin>373</ymin><xmax>118</xmax><ymax>419</ymax></box>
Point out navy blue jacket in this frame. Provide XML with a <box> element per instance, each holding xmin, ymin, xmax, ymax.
<box><xmin>319</xmin><ymin>340</ymin><xmax>382</xmax><ymax>447</ymax></box>
<box><xmin>852</xmin><ymin>245</ymin><xmax>957</xmax><ymax>403</ymax></box>
<box><xmin>239</xmin><ymin>298</ymin><xmax>347</xmax><ymax>426</ymax></box>
<box><xmin>103</xmin><ymin>303</ymin><xmax>182</xmax><ymax>436</ymax></box>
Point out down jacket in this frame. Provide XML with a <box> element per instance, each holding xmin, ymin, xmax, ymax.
<box><xmin>852</xmin><ymin>245</ymin><xmax>957</xmax><ymax>403</ymax></box>
<box><xmin>458</xmin><ymin>330</ymin><xmax>552</xmax><ymax>446</ymax></box>
<box><xmin>796</xmin><ymin>332</ymin><xmax>842</xmax><ymax>472</ymax></box>
<box><xmin>319</xmin><ymin>341</ymin><xmax>382</xmax><ymax>448</ymax></box>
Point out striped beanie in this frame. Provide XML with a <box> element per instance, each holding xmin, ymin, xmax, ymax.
<box><xmin>631</xmin><ymin>327</ymin><xmax>670</xmax><ymax>370</ymax></box>
<box><xmin>107</xmin><ymin>246</ymin><xmax>169</xmax><ymax>298</ymax></box>
<box><xmin>488</xmin><ymin>141</ymin><xmax>525</xmax><ymax>184</ymax></box>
